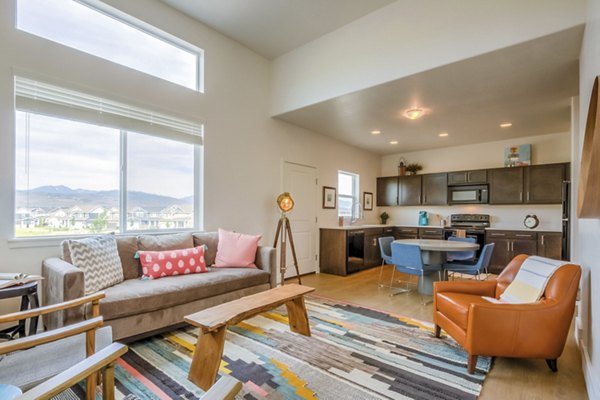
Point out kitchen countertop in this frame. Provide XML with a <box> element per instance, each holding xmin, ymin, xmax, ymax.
<box><xmin>321</xmin><ymin>224</ymin><xmax>561</xmax><ymax>232</ymax></box>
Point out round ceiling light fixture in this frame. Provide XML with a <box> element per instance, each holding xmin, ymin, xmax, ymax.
<box><xmin>403</xmin><ymin>107</ymin><xmax>425</xmax><ymax>120</ymax></box>
<box><xmin>390</xmin><ymin>140</ymin><xmax>399</xmax><ymax>145</ymax></box>
<box><xmin>439</xmin><ymin>132</ymin><xmax>449</xmax><ymax>137</ymax></box>
<box><xmin>371</xmin><ymin>130</ymin><xmax>381</xmax><ymax>135</ymax></box>
<box><xmin>500</xmin><ymin>122</ymin><xmax>513</xmax><ymax>128</ymax></box>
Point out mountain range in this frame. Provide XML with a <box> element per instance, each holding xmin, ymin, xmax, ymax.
<box><xmin>16</xmin><ymin>185</ymin><xmax>193</xmax><ymax>210</ymax></box>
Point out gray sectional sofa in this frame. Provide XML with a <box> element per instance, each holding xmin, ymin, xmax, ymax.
<box><xmin>42</xmin><ymin>231</ymin><xmax>276</xmax><ymax>340</ymax></box>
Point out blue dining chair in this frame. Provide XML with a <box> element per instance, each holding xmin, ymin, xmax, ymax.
<box><xmin>390</xmin><ymin>242</ymin><xmax>442</xmax><ymax>297</ymax></box>
<box><xmin>443</xmin><ymin>243</ymin><xmax>495</xmax><ymax>281</ymax></box>
<box><xmin>446</xmin><ymin>236</ymin><xmax>477</xmax><ymax>262</ymax></box>
<box><xmin>377</xmin><ymin>236</ymin><xmax>395</xmax><ymax>288</ymax></box>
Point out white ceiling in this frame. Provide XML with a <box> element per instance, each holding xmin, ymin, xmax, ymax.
<box><xmin>161</xmin><ymin>0</ymin><xmax>395</xmax><ymax>59</ymax></box>
<box><xmin>274</xmin><ymin>27</ymin><xmax>582</xmax><ymax>155</ymax></box>
<box><xmin>161</xmin><ymin>1</ymin><xmax>583</xmax><ymax>155</ymax></box>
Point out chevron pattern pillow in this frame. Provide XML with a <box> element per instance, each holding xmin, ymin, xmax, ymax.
<box><xmin>68</xmin><ymin>235</ymin><xmax>124</xmax><ymax>294</ymax></box>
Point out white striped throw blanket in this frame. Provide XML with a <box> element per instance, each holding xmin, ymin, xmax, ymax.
<box><xmin>499</xmin><ymin>256</ymin><xmax>567</xmax><ymax>304</ymax></box>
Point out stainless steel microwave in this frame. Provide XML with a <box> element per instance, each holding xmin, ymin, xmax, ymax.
<box><xmin>448</xmin><ymin>185</ymin><xmax>489</xmax><ymax>204</ymax></box>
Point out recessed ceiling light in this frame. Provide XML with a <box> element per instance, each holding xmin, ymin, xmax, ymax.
<box><xmin>500</xmin><ymin>122</ymin><xmax>513</xmax><ymax>128</ymax></box>
<box><xmin>439</xmin><ymin>132</ymin><xmax>449</xmax><ymax>137</ymax></box>
<box><xmin>403</xmin><ymin>108</ymin><xmax>424</xmax><ymax>120</ymax></box>
<box><xmin>390</xmin><ymin>140</ymin><xmax>398</xmax><ymax>145</ymax></box>
<box><xmin>371</xmin><ymin>130</ymin><xmax>381</xmax><ymax>135</ymax></box>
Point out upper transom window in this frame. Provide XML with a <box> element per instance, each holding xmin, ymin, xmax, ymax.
<box><xmin>16</xmin><ymin>0</ymin><xmax>203</xmax><ymax>91</ymax></box>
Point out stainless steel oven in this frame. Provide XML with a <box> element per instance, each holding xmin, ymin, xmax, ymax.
<box><xmin>448</xmin><ymin>184</ymin><xmax>489</xmax><ymax>204</ymax></box>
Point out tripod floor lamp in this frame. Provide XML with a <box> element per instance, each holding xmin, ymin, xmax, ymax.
<box><xmin>273</xmin><ymin>192</ymin><xmax>301</xmax><ymax>285</ymax></box>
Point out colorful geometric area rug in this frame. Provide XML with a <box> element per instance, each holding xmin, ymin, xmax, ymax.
<box><xmin>63</xmin><ymin>296</ymin><xmax>491</xmax><ymax>400</ymax></box>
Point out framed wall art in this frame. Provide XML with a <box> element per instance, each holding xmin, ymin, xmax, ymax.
<box><xmin>322</xmin><ymin>186</ymin><xmax>336</xmax><ymax>209</ymax></box>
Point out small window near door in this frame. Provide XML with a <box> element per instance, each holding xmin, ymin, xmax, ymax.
<box><xmin>338</xmin><ymin>171</ymin><xmax>359</xmax><ymax>218</ymax></box>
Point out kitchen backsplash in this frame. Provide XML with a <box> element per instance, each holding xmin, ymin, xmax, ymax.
<box><xmin>382</xmin><ymin>204</ymin><xmax>563</xmax><ymax>231</ymax></box>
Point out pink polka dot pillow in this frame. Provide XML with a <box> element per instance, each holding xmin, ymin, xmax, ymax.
<box><xmin>139</xmin><ymin>245</ymin><xmax>208</xmax><ymax>280</ymax></box>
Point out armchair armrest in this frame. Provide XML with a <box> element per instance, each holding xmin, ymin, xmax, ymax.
<box><xmin>434</xmin><ymin>280</ymin><xmax>497</xmax><ymax>297</ymax></box>
<box><xmin>16</xmin><ymin>342</ymin><xmax>128</xmax><ymax>400</ymax></box>
<box><xmin>466</xmin><ymin>299</ymin><xmax>566</xmax><ymax>356</ymax></box>
<box><xmin>255</xmin><ymin>246</ymin><xmax>277</xmax><ymax>288</ymax></box>
<box><xmin>42</xmin><ymin>257</ymin><xmax>85</xmax><ymax>330</ymax></box>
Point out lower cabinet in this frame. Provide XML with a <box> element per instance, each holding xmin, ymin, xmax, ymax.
<box><xmin>485</xmin><ymin>230</ymin><xmax>562</xmax><ymax>274</ymax></box>
<box><xmin>418</xmin><ymin>227</ymin><xmax>444</xmax><ymax>239</ymax></box>
<box><xmin>319</xmin><ymin>228</ymin><xmax>386</xmax><ymax>276</ymax></box>
<box><xmin>395</xmin><ymin>227</ymin><xmax>418</xmax><ymax>239</ymax></box>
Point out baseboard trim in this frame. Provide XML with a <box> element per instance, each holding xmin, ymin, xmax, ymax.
<box><xmin>580</xmin><ymin>341</ymin><xmax>600</xmax><ymax>400</ymax></box>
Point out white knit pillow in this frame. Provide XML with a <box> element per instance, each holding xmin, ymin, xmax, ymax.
<box><xmin>68</xmin><ymin>235</ymin><xmax>124</xmax><ymax>294</ymax></box>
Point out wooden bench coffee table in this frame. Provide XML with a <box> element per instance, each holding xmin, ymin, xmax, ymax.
<box><xmin>185</xmin><ymin>283</ymin><xmax>315</xmax><ymax>390</ymax></box>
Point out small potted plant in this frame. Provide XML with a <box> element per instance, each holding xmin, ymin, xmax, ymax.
<box><xmin>380</xmin><ymin>211</ymin><xmax>390</xmax><ymax>225</ymax></box>
<box><xmin>405</xmin><ymin>163</ymin><xmax>423</xmax><ymax>175</ymax></box>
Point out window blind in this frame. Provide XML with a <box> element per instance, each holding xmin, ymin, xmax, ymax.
<box><xmin>15</xmin><ymin>76</ymin><xmax>203</xmax><ymax>145</ymax></box>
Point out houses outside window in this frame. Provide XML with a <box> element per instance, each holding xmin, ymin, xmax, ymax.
<box><xmin>14</xmin><ymin>77</ymin><xmax>202</xmax><ymax>237</ymax></box>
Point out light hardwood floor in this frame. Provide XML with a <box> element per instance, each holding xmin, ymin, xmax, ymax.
<box><xmin>291</xmin><ymin>266</ymin><xmax>588</xmax><ymax>400</ymax></box>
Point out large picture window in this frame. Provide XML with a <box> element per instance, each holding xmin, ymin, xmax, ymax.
<box><xmin>14</xmin><ymin>77</ymin><xmax>202</xmax><ymax>237</ymax></box>
<box><xmin>338</xmin><ymin>171</ymin><xmax>359</xmax><ymax>218</ymax></box>
<box><xmin>17</xmin><ymin>0</ymin><xmax>203</xmax><ymax>91</ymax></box>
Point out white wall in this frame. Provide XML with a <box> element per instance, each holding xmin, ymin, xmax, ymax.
<box><xmin>380</xmin><ymin>132</ymin><xmax>570</xmax><ymax>231</ymax></box>
<box><xmin>574</xmin><ymin>0</ymin><xmax>600</xmax><ymax>397</ymax></box>
<box><xmin>0</xmin><ymin>0</ymin><xmax>380</xmax><ymax>307</ymax></box>
<box><xmin>270</xmin><ymin>0</ymin><xmax>586</xmax><ymax>115</ymax></box>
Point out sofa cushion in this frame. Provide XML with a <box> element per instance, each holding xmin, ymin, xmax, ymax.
<box><xmin>213</xmin><ymin>229</ymin><xmax>261</xmax><ymax>268</ymax></box>
<box><xmin>99</xmin><ymin>268</ymin><xmax>271</xmax><ymax>320</ymax></box>
<box><xmin>116</xmin><ymin>236</ymin><xmax>140</xmax><ymax>279</ymax></box>
<box><xmin>138</xmin><ymin>232</ymin><xmax>193</xmax><ymax>251</ymax></box>
<box><xmin>193</xmin><ymin>232</ymin><xmax>218</xmax><ymax>266</ymax></box>
<box><xmin>139</xmin><ymin>246</ymin><xmax>208</xmax><ymax>279</ymax></box>
<box><xmin>67</xmin><ymin>235</ymin><xmax>124</xmax><ymax>294</ymax></box>
<box><xmin>435</xmin><ymin>292</ymin><xmax>490</xmax><ymax>330</ymax></box>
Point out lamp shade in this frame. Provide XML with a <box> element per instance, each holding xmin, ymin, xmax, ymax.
<box><xmin>277</xmin><ymin>192</ymin><xmax>294</xmax><ymax>213</ymax></box>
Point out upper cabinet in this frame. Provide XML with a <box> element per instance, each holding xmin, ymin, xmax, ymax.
<box><xmin>447</xmin><ymin>169</ymin><xmax>487</xmax><ymax>185</ymax></box>
<box><xmin>489</xmin><ymin>167</ymin><xmax>525</xmax><ymax>204</ymax></box>
<box><xmin>489</xmin><ymin>163</ymin><xmax>567</xmax><ymax>205</ymax></box>
<box><xmin>399</xmin><ymin>175</ymin><xmax>422</xmax><ymax>205</ymax></box>
<box><xmin>376</xmin><ymin>176</ymin><xmax>398</xmax><ymax>206</ymax></box>
<box><xmin>524</xmin><ymin>164</ymin><xmax>566</xmax><ymax>204</ymax></box>
<box><xmin>422</xmin><ymin>173</ymin><xmax>448</xmax><ymax>205</ymax></box>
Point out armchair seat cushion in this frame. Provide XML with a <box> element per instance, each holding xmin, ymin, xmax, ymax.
<box><xmin>436</xmin><ymin>292</ymin><xmax>490</xmax><ymax>330</ymax></box>
<box><xmin>0</xmin><ymin>326</ymin><xmax>112</xmax><ymax>390</ymax></box>
<box><xmin>100</xmin><ymin>268</ymin><xmax>271</xmax><ymax>320</ymax></box>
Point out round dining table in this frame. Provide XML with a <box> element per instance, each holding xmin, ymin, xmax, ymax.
<box><xmin>393</xmin><ymin>239</ymin><xmax>480</xmax><ymax>295</ymax></box>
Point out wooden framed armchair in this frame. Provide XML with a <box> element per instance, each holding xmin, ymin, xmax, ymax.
<box><xmin>0</xmin><ymin>292</ymin><xmax>123</xmax><ymax>399</ymax></box>
<box><xmin>433</xmin><ymin>254</ymin><xmax>581</xmax><ymax>374</ymax></box>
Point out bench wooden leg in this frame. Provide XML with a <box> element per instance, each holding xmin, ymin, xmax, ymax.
<box><xmin>188</xmin><ymin>326</ymin><xmax>227</xmax><ymax>391</ymax></box>
<box><xmin>285</xmin><ymin>296</ymin><xmax>311</xmax><ymax>336</ymax></box>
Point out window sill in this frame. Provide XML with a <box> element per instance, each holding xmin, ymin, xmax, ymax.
<box><xmin>7</xmin><ymin>229</ymin><xmax>198</xmax><ymax>249</ymax></box>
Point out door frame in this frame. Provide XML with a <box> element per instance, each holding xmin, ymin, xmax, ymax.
<box><xmin>281</xmin><ymin>160</ymin><xmax>319</xmax><ymax>273</ymax></box>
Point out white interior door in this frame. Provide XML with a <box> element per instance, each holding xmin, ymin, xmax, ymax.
<box><xmin>282</xmin><ymin>162</ymin><xmax>317</xmax><ymax>278</ymax></box>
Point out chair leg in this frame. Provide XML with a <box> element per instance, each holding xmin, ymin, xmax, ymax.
<box><xmin>434</xmin><ymin>325</ymin><xmax>441</xmax><ymax>338</ymax></box>
<box><xmin>388</xmin><ymin>267</ymin><xmax>410</xmax><ymax>296</ymax></box>
<box><xmin>377</xmin><ymin>261</ymin><xmax>386</xmax><ymax>287</ymax></box>
<box><xmin>546</xmin><ymin>358</ymin><xmax>558</xmax><ymax>372</ymax></box>
<box><xmin>467</xmin><ymin>354</ymin><xmax>478</xmax><ymax>374</ymax></box>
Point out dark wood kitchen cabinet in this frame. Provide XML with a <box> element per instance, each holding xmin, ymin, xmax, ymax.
<box><xmin>489</xmin><ymin>163</ymin><xmax>567</xmax><ymax>205</ymax></box>
<box><xmin>524</xmin><ymin>164</ymin><xmax>566</xmax><ymax>204</ymax></box>
<box><xmin>376</xmin><ymin>176</ymin><xmax>398</xmax><ymax>206</ymax></box>
<box><xmin>422</xmin><ymin>173</ymin><xmax>448</xmax><ymax>205</ymax></box>
<box><xmin>320</xmin><ymin>228</ymin><xmax>384</xmax><ymax>276</ymax></box>
<box><xmin>447</xmin><ymin>169</ymin><xmax>487</xmax><ymax>185</ymax></box>
<box><xmin>489</xmin><ymin>167</ymin><xmax>524</xmax><ymax>204</ymax></box>
<box><xmin>395</xmin><ymin>227</ymin><xmax>418</xmax><ymax>239</ymax></box>
<box><xmin>486</xmin><ymin>230</ymin><xmax>537</xmax><ymax>273</ymax></box>
<box><xmin>418</xmin><ymin>227</ymin><xmax>444</xmax><ymax>239</ymax></box>
<box><xmin>537</xmin><ymin>232</ymin><xmax>563</xmax><ymax>260</ymax></box>
<box><xmin>364</xmin><ymin>228</ymin><xmax>384</xmax><ymax>268</ymax></box>
<box><xmin>399</xmin><ymin>175</ymin><xmax>422</xmax><ymax>205</ymax></box>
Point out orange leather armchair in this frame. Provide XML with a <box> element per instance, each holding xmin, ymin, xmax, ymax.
<box><xmin>433</xmin><ymin>254</ymin><xmax>581</xmax><ymax>374</ymax></box>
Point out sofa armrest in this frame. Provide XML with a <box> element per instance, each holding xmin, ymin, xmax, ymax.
<box><xmin>42</xmin><ymin>258</ymin><xmax>85</xmax><ymax>330</ymax></box>
<box><xmin>255</xmin><ymin>246</ymin><xmax>277</xmax><ymax>288</ymax></box>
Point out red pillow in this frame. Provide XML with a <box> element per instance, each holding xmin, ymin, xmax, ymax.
<box><xmin>213</xmin><ymin>228</ymin><xmax>261</xmax><ymax>268</ymax></box>
<box><xmin>139</xmin><ymin>245</ymin><xmax>208</xmax><ymax>280</ymax></box>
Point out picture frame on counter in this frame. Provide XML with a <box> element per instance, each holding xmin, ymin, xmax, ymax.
<box><xmin>322</xmin><ymin>186</ymin><xmax>336</xmax><ymax>209</ymax></box>
<box><xmin>363</xmin><ymin>192</ymin><xmax>373</xmax><ymax>210</ymax></box>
